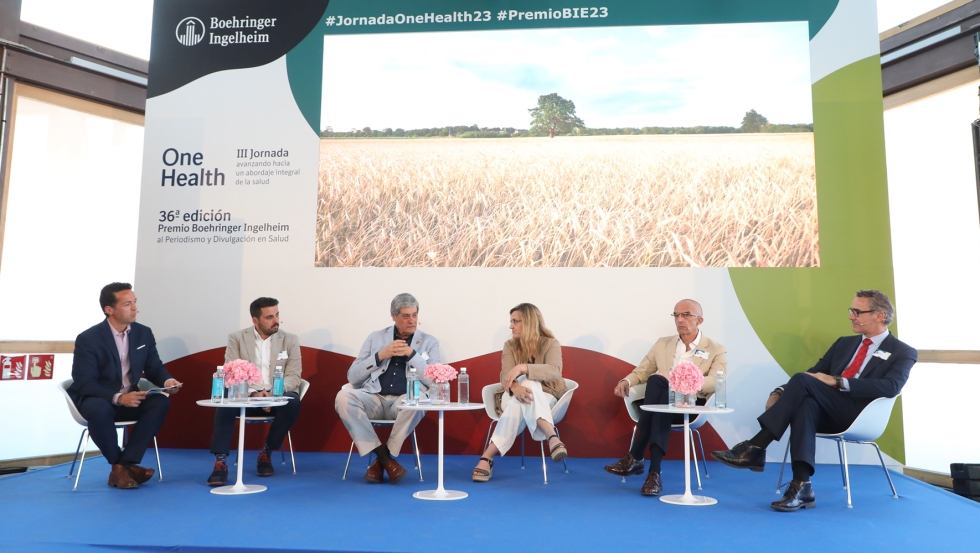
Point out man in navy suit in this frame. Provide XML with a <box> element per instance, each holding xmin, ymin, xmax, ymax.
<box><xmin>69</xmin><ymin>283</ymin><xmax>182</xmax><ymax>489</ymax></box>
<box><xmin>712</xmin><ymin>289</ymin><xmax>916</xmax><ymax>511</ymax></box>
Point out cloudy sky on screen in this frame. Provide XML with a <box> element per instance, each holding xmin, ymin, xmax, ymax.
<box><xmin>321</xmin><ymin>22</ymin><xmax>812</xmax><ymax>132</ymax></box>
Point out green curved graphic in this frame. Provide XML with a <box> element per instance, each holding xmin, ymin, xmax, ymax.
<box><xmin>729</xmin><ymin>55</ymin><xmax>905</xmax><ymax>462</ymax></box>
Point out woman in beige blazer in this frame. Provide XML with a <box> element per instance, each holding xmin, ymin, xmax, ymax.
<box><xmin>472</xmin><ymin>303</ymin><xmax>568</xmax><ymax>482</ymax></box>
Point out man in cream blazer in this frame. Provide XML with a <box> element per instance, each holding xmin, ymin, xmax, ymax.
<box><xmin>605</xmin><ymin>299</ymin><xmax>727</xmax><ymax>496</ymax></box>
<box><xmin>336</xmin><ymin>293</ymin><xmax>441</xmax><ymax>484</ymax></box>
<box><xmin>207</xmin><ymin>297</ymin><xmax>302</xmax><ymax>486</ymax></box>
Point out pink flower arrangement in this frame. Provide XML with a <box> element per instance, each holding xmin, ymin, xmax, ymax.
<box><xmin>669</xmin><ymin>361</ymin><xmax>704</xmax><ymax>396</ymax></box>
<box><xmin>223</xmin><ymin>359</ymin><xmax>262</xmax><ymax>387</ymax></box>
<box><xmin>424</xmin><ymin>363</ymin><xmax>458</xmax><ymax>383</ymax></box>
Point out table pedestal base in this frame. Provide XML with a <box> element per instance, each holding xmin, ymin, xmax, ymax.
<box><xmin>413</xmin><ymin>489</ymin><xmax>468</xmax><ymax>501</ymax></box>
<box><xmin>210</xmin><ymin>483</ymin><xmax>267</xmax><ymax>495</ymax></box>
<box><xmin>660</xmin><ymin>493</ymin><xmax>717</xmax><ymax>506</ymax></box>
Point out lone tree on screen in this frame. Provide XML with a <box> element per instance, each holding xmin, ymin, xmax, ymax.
<box><xmin>740</xmin><ymin>109</ymin><xmax>769</xmax><ymax>133</ymax></box>
<box><xmin>529</xmin><ymin>93</ymin><xmax>585</xmax><ymax>138</ymax></box>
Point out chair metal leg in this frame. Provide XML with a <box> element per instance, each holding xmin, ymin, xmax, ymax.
<box><xmin>868</xmin><ymin>441</ymin><xmax>899</xmax><ymax>498</ymax></box>
<box><xmin>624</xmin><ymin>425</ymin><xmax>638</xmax><ymax>482</ymax></box>
<box><xmin>691</xmin><ymin>431</ymin><xmax>702</xmax><ymax>490</ymax></box>
<box><xmin>776</xmin><ymin>440</ymin><xmax>790</xmax><ymax>493</ymax></box>
<box><xmin>554</xmin><ymin>426</ymin><xmax>568</xmax><ymax>473</ymax></box>
<box><xmin>73</xmin><ymin>431</ymin><xmax>90</xmax><ymax>491</ymax></box>
<box><xmin>835</xmin><ymin>439</ymin><xmax>846</xmax><ymax>489</ymax></box>
<box><xmin>412</xmin><ymin>431</ymin><xmax>423</xmax><ymax>482</ymax></box>
<box><xmin>153</xmin><ymin>437</ymin><xmax>163</xmax><ymax>481</ymax></box>
<box><xmin>286</xmin><ymin>431</ymin><xmax>296</xmax><ymax>474</ymax></box>
<box><xmin>540</xmin><ymin>440</ymin><xmax>548</xmax><ymax>484</ymax></box>
<box><xmin>841</xmin><ymin>439</ymin><xmax>853</xmax><ymax>509</ymax></box>
<box><xmin>521</xmin><ymin>429</ymin><xmax>525</xmax><ymax>469</ymax></box>
<box><xmin>483</xmin><ymin>420</ymin><xmax>497</xmax><ymax>452</ymax></box>
<box><xmin>342</xmin><ymin>441</ymin><xmax>355</xmax><ymax>480</ymax></box>
<box><xmin>68</xmin><ymin>429</ymin><xmax>85</xmax><ymax>477</ymax></box>
<box><xmin>693</xmin><ymin>429</ymin><xmax>709</xmax><ymax>477</ymax></box>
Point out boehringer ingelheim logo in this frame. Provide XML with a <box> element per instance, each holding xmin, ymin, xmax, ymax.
<box><xmin>176</xmin><ymin>17</ymin><xmax>206</xmax><ymax>46</ymax></box>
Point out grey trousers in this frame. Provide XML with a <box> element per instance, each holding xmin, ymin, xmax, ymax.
<box><xmin>335</xmin><ymin>387</ymin><xmax>423</xmax><ymax>457</ymax></box>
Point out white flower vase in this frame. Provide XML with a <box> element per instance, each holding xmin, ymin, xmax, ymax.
<box><xmin>671</xmin><ymin>387</ymin><xmax>697</xmax><ymax>408</ymax></box>
<box><xmin>227</xmin><ymin>381</ymin><xmax>249</xmax><ymax>402</ymax></box>
<box><xmin>431</xmin><ymin>381</ymin><xmax>450</xmax><ymax>404</ymax></box>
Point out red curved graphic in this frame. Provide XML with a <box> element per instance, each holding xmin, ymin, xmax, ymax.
<box><xmin>158</xmin><ymin>346</ymin><xmax>728</xmax><ymax>458</ymax></box>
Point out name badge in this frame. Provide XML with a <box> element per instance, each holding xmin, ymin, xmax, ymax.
<box><xmin>694</xmin><ymin>349</ymin><xmax>708</xmax><ymax>359</ymax></box>
<box><xmin>420</xmin><ymin>351</ymin><xmax>429</xmax><ymax>361</ymax></box>
<box><xmin>872</xmin><ymin>350</ymin><xmax>891</xmax><ymax>360</ymax></box>
<box><xmin>277</xmin><ymin>350</ymin><xmax>288</xmax><ymax>361</ymax></box>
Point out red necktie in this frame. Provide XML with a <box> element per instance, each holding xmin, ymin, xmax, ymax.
<box><xmin>841</xmin><ymin>338</ymin><xmax>873</xmax><ymax>379</ymax></box>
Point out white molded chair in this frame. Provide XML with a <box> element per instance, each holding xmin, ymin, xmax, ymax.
<box><xmin>234</xmin><ymin>378</ymin><xmax>310</xmax><ymax>473</ymax></box>
<box><xmin>775</xmin><ymin>395</ymin><xmax>900</xmax><ymax>508</ymax></box>
<box><xmin>481</xmin><ymin>378</ymin><xmax>579</xmax><ymax>484</ymax></box>
<box><xmin>339</xmin><ymin>383</ymin><xmax>423</xmax><ymax>481</ymax></box>
<box><xmin>625</xmin><ymin>383</ymin><xmax>713</xmax><ymax>489</ymax></box>
<box><xmin>59</xmin><ymin>378</ymin><xmax>163</xmax><ymax>491</ymax></box>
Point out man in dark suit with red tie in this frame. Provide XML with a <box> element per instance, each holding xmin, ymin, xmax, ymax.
<box><xmin>68</xmin><ymin>283</ymin><xmax>182</xmax><ymax>489</ymax></box>
<box><xmin>711</xmin><ymin>289</ymin><xmax>916</xmax><ymax>511</ymax></box>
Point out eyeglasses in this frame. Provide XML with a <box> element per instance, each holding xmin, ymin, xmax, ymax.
<box><xmin>848</xmin><ymin>308</ymin><xmax>876</xmax><ymax>317</ymax></box>
<box><xmin>670</xmin><ymin>312</ymin><xmax>701</xmax><ymax>319</ymax></box>
<box><xmin>509</xmin><ymin>319</ymin><xmax>521</xmax><ymax>325</ymax></box>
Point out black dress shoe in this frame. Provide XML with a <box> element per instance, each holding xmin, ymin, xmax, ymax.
<box><xmin>640</xmin><ymin>472</ymin><xmax>662</xmax><ymax>496</ymax></box>
<box><xmin>256</xmin><ymin>451</ymin><xmax>275</xmax><ymax>477</ymax></box>
<box><xmin>207</xmin><ymin>461</ymin><xmax>228</xmax><ymax>486</ymax></box>
<box><xmin>771</xmin><ymin>480</ymin><xmax>815</xmax><ymax>512</ymax></box>
<box><xmin>711</xmin><ymin>441</ymin><xmax>766</xmax><ymax>472</ymax></box>
<box><xmin>604</xmin><ymin>453</ymin><xmax>644</xmax><ymax>477</ymax></box>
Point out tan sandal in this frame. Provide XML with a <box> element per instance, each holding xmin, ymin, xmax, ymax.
<box><xmin>472</xmin><ymin>457</ymin><xmax>493</xmax><ymax>482</ymax></box>
<box><xmin>548</xmin><ymin>434</ymin><xmax>567</xmax><ymax>462</ymax></box>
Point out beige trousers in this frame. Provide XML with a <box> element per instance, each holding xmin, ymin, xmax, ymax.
<box><xmin>335</xmin><ymin>387</ymin><xmax>424</xmax><ymax>457</ymax></box>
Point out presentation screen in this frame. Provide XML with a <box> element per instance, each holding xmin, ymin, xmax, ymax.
<box><xmin>318</xmin><ymin>23</ymin><xmax>816</xmax><ymax>268</ymax></box>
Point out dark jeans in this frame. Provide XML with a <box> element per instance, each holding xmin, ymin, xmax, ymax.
<box><xmin>757</xmin><ymin>372</ymin><xmax>867</xmax><ymax>468</ymax></box>
<box><xmin>76</xmin><ymin>394</ymin><xmax>170</xmax><ymax>465</ymax></box>
<box><xmin>629</xmin><ymin>375</ymin><xmax>703</xmax><ymax>459</ymax></box>
<box><xmin>210</xmin><ymin>391</ymin><xmax>302</xmax><ymax>455</ymax></box>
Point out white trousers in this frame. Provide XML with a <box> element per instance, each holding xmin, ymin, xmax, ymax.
<box><xmin>491</xmin><ymin>379</ymin><xmax>557</xmax><ymax>455</ymax></box>
<box><xmin>335</xmin><ymin>388</ymin><xmax>423</xmax><ymax>457</ymax></box>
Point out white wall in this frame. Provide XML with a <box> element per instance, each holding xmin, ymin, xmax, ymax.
<box><xmin>0</xmin><ymin>87</ymin><xmax>142</xmax><ymax>461</ymax></box>
<box><xmin>885</xmin><ymin>81</ymin><xmax>980</xmax><ymax>472</ymax></box>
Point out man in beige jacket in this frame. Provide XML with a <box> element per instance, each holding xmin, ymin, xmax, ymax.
<box><xmin>604</xmin><ymin>299</ymin><xmax>727</xmax><ymax>496</ymax></box>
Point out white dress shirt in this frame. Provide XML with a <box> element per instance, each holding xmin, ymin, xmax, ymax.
<box><xmin>252</xmin><ymin>328</ymin><xmax>272</xmax><ymax>391</ymax></box>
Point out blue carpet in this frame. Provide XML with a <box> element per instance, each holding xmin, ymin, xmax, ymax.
<box><xmin>2</xmin><ymin>449</ymin><xmax>978</xmax><ymax>552</ymax></box>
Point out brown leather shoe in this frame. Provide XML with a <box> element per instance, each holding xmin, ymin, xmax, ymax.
<box><xmin>604</xmin><ymin>453</ymin><xmax>644</xmax><ymax>477</ymax></box>
<box><xmin>108</xmin><ymin>464</ymin><xmax>139</xmax><ymax>489</ymax></box>
<box><xmin>127</xmin><ymin>464</ymin><xmax>155</xmax><ymax>485</ymax></box>
<box><xmin>364</xmin><ymin>458</ymin><xmax>384</xmax><ymax>483</ymax></box>
<box><xmin>640</xmin><ymin>471</ymin><xmax>662</xmax><ymax>496</ymax></box>
<box><xmin>384</xmin><ymin>458</ymin><xmax>407</xmax><ymax>484</ymax></box>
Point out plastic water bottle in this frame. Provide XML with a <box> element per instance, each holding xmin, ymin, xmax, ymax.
<box><xmin>211</xmin><ymin>366</ymin><xmax>225</xmax><ymax>403</ymax></box>
<box><xmin>715</xmin><ymin>370</ymin><xmax>727</xmax><ymax>409</ymax></box>
<box><xmin>458</xmin><ymin>367</ymin><xmax>469</xmax><ymax>405</ymax></box>
<box><xmin>406</xmin><ymin>368</ymin><xmax>419</xmax><ymax>406</ymax></box>
<box><xmin>272</xmin><ymin>366</ymin><xmax>284</xmax><ymax>398</ymax></box>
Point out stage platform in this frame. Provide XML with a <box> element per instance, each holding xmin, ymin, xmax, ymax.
<box><xmin>3</xmin><ymin>450</ymin><xmax>978</xmax><ymax>552</ymax></box>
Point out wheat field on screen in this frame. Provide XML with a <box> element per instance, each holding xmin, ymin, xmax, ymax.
<box><xmin>316</xmin><ymin>134</ymin><xmax>817</xmax><ymax>267</ymax></box>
